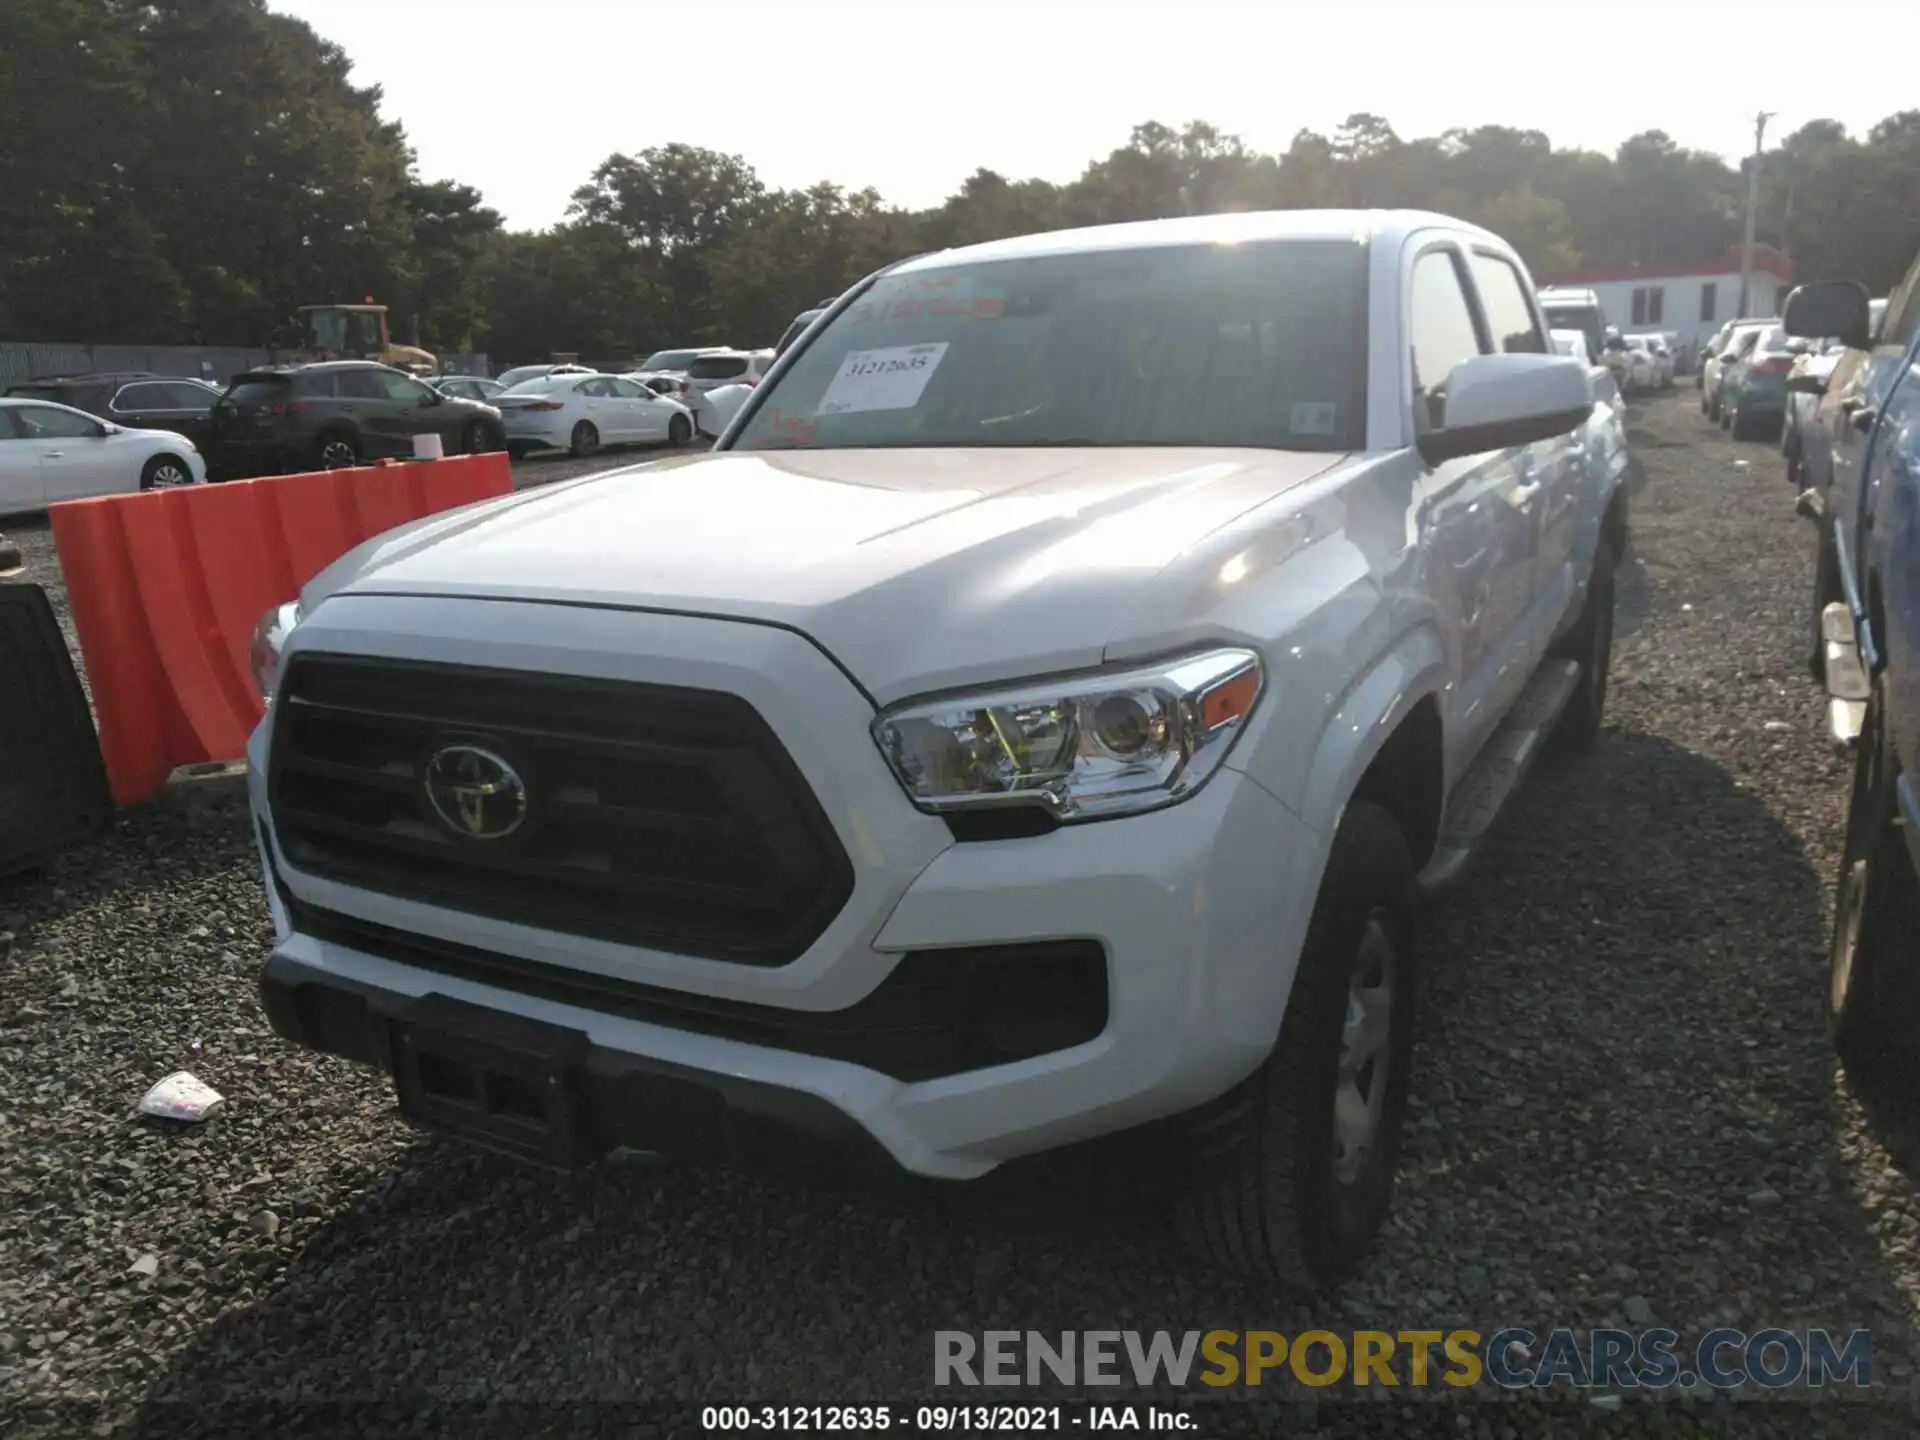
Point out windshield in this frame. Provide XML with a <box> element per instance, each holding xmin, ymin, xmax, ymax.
<box><xmin>640</xmin><ymin>350</ymin><xmax>702</xmax><ymax>371</ymax></box>
<box><xmin>307</xmin><ymin>309</ymin><xmax>384</xmax><ymax>355</ymax></box>
<box><xmin>732</xmin><ymin>239</ymin><xmax>1367</xmax><ymax>453</ymax></box>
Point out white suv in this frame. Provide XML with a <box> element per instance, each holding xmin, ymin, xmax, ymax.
<box><xmin>250</xmin><ymin>209</ymin><xmax>1624</xmax><ymax>1285</ymax></box>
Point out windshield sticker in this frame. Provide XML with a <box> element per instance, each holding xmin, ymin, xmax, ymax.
<box><xmin>815</xmin><ymin>343</ymin><xmax>949</xmax><ymax>416</ymax></box>
<box><xmin>1291</xmin><ymin>401</ymin><xmax>1338</xmax><ymax>435</ymax></box>
<box><xmin>848</xmin><ymin>295</ymin><xmax>1004</xmax><ymax>324</ymax></box>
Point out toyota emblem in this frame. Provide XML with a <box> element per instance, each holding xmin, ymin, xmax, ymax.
<box><xmin>423</xmin><ymin>744</ymin><xmax>528</xmax><ymax>841</ymax></box>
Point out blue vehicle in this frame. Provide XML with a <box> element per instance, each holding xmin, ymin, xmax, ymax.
<box><xmin>1721</xmin><ymin>323</ymin><xmax>1809</xmax><ymax>442</ymax></box>
<box><xmin>1783</xmin><ymin>275</ymin><xmax>1920</xmax><ymax>1075</ymax></box>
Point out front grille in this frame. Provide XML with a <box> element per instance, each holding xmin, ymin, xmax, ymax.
<box><xmin>283</xmin><ymin>899</ymin><xmax>1109</xmax><ymax>1083</ymax></box>
<box><xmin>268</xmin><ymin>654</ymin><xmax>853</xmax><ymax>965</ymax></box>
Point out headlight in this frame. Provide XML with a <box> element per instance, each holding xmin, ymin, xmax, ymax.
<box><xmin>249</xmin><ymin>599</ymin><xmax>302</xmax><ymax>703</ymax></box>
<box><xmin>872</xmin><ymin>647</ymin><xmax>1263</xmax><ymax>822</ymax></box>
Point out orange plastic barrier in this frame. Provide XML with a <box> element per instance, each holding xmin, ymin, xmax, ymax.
<box><xmin>50</xmin><ymin>453</ymin><xmax>512</xmax><ymax>805</ymax></box>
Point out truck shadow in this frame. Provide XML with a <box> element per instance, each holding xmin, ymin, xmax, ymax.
<box><xmin>107</xmin><ymin>732</ymin><xmax>1904</xmax><ymax>1422</ymax></box>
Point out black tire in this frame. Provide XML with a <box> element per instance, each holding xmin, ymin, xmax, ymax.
<box><xmin>314</xmin><ymin>431</ymin><xmax>360</xmax><ymax>470</ymax></box>
<box><xmin>569</xmin><ymin>421</ymin><xmax>600</xmax><ymax>458</ymax></box>
<box><xmin>139</xmin><ymin>454</ymin><xmax>195</xmax><ymax>491</ymax></box>
<box><xmin>506</xmin><ymin>442</ymin><xmax>533</xmax><ymax>461</ymax></box>
<box><xmin>1730</xmin><ymin>408</ymin><xmax>1755</xmax><ymax>441</ymax></box>
<box><xmin>668</xmin><ymin>413</ymin><xmax>692</xmax><ymax>447</ymax></box>
<box><xmin>1808</xmin><ymin>525</ymin><xmax>1840</xmax><ymax>683</ymax></box>
<box><xmin>1176</xmin><ymin>801</ymin><xmax>1417</xmax><ymax>1288</ymax></box>
<box><xmin>1699</xmin><ymin>389</ymin><xmax>1711</xmax><ymax>415</ymax></box>
<box><xmin>462</xmin><ymin>420</ymin><xmax>490</xmax><ymax>455</ymax></box>
<box><xmin>1827</xmin><ymin>677</ymin><xmax>1920</xmax><ymax>1081</ymax></box>
<box><xmin>1719</xmin><ymin>407</ymin><xmax>1732</xmax><ymax>431</ymax></box>
<box><xmin>1549</xmin><ymin>537</ymin><xmax>1616</xmax><ymax>757</ymax></box>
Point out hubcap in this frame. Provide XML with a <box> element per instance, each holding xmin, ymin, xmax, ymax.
<box><xmin>153</xmin><ymin>463</ymin><xmax>188</xmax><ymax>487</ymax></box>
<box><xmin>1333</xmin><ymin>914</ymin><xmax>1396</xmax><ymax>1186</ymax></box>
<box><xmin>321</xmin><ymin>442</ymin><xmax>354</xmax><ymax>468</ymax></box>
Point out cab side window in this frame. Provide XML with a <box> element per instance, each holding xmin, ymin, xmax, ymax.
<box><xmin>1409</xmin><ymin>249</ymin><xmax>1486</xmax><ymax>433</ymax></box>
<box><xmin>1470</xmin><ymin>254</ymin><xmax>1548</xmax><ymax>354</ymax></box>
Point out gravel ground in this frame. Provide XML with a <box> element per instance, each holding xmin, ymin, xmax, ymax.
<box><xmin>3</xmin><ymin>398</ymin><xmax>1919</xmax><ymax>1437</ymax></box>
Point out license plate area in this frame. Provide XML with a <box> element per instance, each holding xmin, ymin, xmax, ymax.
<box><xmin>391</xmin><ymin>997</ymin><xmax>597</xmax><ymax>1168</ymax></box>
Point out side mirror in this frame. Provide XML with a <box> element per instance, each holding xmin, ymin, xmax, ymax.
<box><xmin>1783</xmin><ymin>280</ymin><xmax>1872</xmax><ymax>350</ymax></box>
<box><xmin>1417</xmin><ymin>353</ymin><xmax>1591</xmax><ymax>466</ymax></box>
<box><xmin>420</xmin><ymin>390</ymin><xmax>442</xmax><ymax>406</ymax></box>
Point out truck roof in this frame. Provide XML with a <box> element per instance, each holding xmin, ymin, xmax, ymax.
<box><xmin>891</xmin><ymin>209</ymin><xmax>1512</xmax><ymax>271</ymax></box>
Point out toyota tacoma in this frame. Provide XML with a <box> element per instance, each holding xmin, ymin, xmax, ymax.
<box><xmin>248</xmin><ymin>210</ymin><xmax>1629</xmax><ymax>1285</ymax></box>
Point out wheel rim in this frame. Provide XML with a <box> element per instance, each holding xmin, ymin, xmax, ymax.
<box><xmin>1332</xmin><ymin>913</ymin><xmax>1396</xmax><ymax>1186</ymax></box>
<box><xmin>151</xmin><ymin>462</ymin><xmax>190</xmax><ymax>488</ymax></box>
<box><xmin>320</xmin><ymin>440</ymin><xmax>355</xmax><ymax>469</ymax></box>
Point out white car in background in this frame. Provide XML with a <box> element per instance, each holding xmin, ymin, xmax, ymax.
<box><xmin>493</xmin><ymin>372</ymin><xmax>696</xmax><ymax>458</ymax></box>
<box><xmin>1</xmin><ymin>396</ymin><xmax>206</xmax><ymax>514</ymax></box>
<box><xmin>1550</xmin><ymin>328</ymin><xmax>1593</xmax><ymax>366</ymax></box>
<box><xmin>684</xmin><ymin>348</ymin><xmax>775</xmax><ymax>398</ymax></box>
<box><xmin>1625</xmin><ymin>334</ymin><xmax>1675</xmax><ymax>388</ymax></box>
<box><xmin>494</xmin><ymin>362</ymin><xmax>596</xmax><ymax>390</ymax></box>
<box><xmin>693</xmin><ymin>382</ymin><xmax>757</xmax><ymax>438</ymax></box>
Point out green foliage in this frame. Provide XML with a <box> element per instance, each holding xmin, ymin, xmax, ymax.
<box><xmin>3</xmin><ymin>0</ymin><xmax>1919</xmax><ymax>363</ymax></box>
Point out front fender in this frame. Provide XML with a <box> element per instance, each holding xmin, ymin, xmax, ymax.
<box><xmin>1271</xmin><ymin>620</ymin><xmax>1451</xmax><ymax>842</ymax></box>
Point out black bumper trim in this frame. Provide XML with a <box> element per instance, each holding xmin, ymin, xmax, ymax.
<box><xmin>259</xmin><ymin>952</ymin><xmax>900</xmax><ymax>1173</ymax></box>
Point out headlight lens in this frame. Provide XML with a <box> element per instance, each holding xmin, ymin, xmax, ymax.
<box><xmin>872</xmin><ymin>647</ymin><xmax>1263</xmax><ymax>821</ymax></box>
<box><xmin>249</xmin><ymin>599</ymin><xmax>302</xmax><ymax>703</ymax></box>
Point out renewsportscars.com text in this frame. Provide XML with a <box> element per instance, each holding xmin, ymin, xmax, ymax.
<box><xmin>934</xmin><ymin>1328</ymin><xmax>1874</xmax><ymax>1391</ymax></box>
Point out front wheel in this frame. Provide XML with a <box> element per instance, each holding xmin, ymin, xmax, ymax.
<box><xmin>1828</xmin><ymin>678</ymin><xmax>1920</xmax><ymax>1081</ymax></box>
<box><xmin>569</xmin><ymin>421</ymin><xmax>600</xmax><ymax>458</ymax></box>
<box><xmin>1176</xmin><ymin>801</ymin><xmax>1417</xmax><ymax>1288</ymax></box>
<box><xmin>668</xmin><ymin>413</ymin><xmax>692</xmax><ymax>447</ymax></box>
<box><xmin>462</xmin><ymin>420</ymin><xmax>491</xmax><ymax>455</ymax></box>
<box><xmin>139</xmin><ymin>454</ymin><xmax>195</xmax><ymax>490</ymax></box>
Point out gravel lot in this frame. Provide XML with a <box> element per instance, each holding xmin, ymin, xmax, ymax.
<box><xmin>3</xmin><ymin>400</ymin><xmax>1919</xmax><ymax>1435</ymax></box>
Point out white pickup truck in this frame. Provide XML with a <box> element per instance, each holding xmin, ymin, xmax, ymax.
<box><xmin>248</xmin><ymin>210</ymin><xmax>1629</xmax><ymax>1286</ymax></box>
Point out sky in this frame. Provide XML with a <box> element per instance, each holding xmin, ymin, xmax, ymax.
<box><xmin>276</xmin><ymin>0</ymin><xmax>1905</xmax><ymax>232</ymax></box>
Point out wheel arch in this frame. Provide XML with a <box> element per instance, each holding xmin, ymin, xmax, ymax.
<box><xmin>1286</xmin><ymin>622</ymin><xmax>1451</xmax><ymax>870</ymax></box>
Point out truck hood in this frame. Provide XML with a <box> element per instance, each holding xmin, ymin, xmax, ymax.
<box><xmin>304</xmin><ymin>446</ymin><xmax>1349</xmax><ymax>703</ymax></box>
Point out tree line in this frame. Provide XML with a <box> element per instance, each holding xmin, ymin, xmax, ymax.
<box><xmin>5</xmin><ymin>0</ymin><xmax>1919</xmax><ymax>366</ymax></box>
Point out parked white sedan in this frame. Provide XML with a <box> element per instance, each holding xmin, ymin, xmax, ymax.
<box><xmin>1</xmin><ymin>396</ymin><xmax>207</xmax><ymax>515</ymax></box>
<box><xmin>493</xmin><ymin>373</ymin><xmax>697</xmax><ymax>458</ymax></box>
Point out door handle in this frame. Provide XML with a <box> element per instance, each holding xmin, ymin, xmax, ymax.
<box><xmin>1512</xmin><ymin>480</ymin><xmax>1543</xmax><ymax>506</ymax></box>
<box><xmin>42</xmin><ymin>450</ymin><xmax>64</xmax><ymax>458</ymax></box>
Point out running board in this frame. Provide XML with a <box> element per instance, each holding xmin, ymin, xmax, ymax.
<box><xmin>1417</xmin><ymin>659</ymin><xmax>1582</xmax><ymax>898</ymax></box>
<box><xmin>1821</xmin><ymin>601</ymin><xmax>1868</xmax><ymax>750</ymax></box>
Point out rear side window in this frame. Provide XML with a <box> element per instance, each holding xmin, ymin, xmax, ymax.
<box><xmin>1470</xmin><ymin>254</ymin><xmax>1547</xmax><ymax>354</ymax></box>
<box><xmin>689</xmin><ymin>355</ymin><xmax>749</xmax><ymax>380</ymax></box>
<box><xmin>225</xmin><ymin>379</ymin><xmax>292</xmax><ymax>406</ymax></box>
<box><xmin>333</xmin><ymin>370</ymin><xmax>388</xmax><ymax>400</ymax></box>
<box><xmin>112</xmin><ymin>382</ymin><xmax>173</xmax><ymax>410</ymax></box>
<box><xmin>1409</xmin><ymin>249</ymin><xmax>1485</xmax><ymax>432</ymax></box>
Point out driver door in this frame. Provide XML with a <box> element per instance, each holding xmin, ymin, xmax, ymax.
<box><xmin>609</xmin><ymin>377</ymin><xmax>667</xmax><ymax>438</ymax></box>
<box><xmin>1410</xmin><ymin>245</ymin><xmax>1539</xmax><ymax>768</ymax></box>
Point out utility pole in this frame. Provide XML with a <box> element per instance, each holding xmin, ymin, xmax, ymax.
<box><xmin>1738</xmin><ymin>111</ymin><xmax>1774</xmax><ymax>318</ymax></box>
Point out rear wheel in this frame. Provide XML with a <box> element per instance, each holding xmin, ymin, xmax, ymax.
<box><xmin>1549</xmin><ymin>536</ymin><xmax>1616</xmax><ymax>756</ymax></box>
<box><xmin>1176</xmin><ymin>801</ymin><xmax>1417</xmax><ymax>1288</ymax></box>
<box><xmin>314</xmin><ymin>431</ymin><xmax>359</xmax><ymax>470</ymax></box>
<box><xmin>569</xmin><ymin>421</ymin><xmax>600</xmax><ymax>458</ymax></box>
<box><xmin>139</xmin><ymin>454</ymin><xmax>195</xmax><ymax>490</ymax></box>
<box><xmin>668</xmin><ymin>413</ymin><xmax>692</xmax><ymax>447</ymax></box>
<box><xmin>1827</xmin><ymin>677</ymin><xmax>1920</xmax><ymax>1082</ymax></box>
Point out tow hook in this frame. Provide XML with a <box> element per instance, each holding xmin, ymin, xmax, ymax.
<box><xmin>1795</xmin><ymin>488</ymin><xmax>1826</xmax><ymax>524</ymax></box>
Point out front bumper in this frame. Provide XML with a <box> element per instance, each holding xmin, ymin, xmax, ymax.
<box><xmin>250</xmin><ymin>594</ymin><xmax>1318</xmax><ymax>1179</ymax></box>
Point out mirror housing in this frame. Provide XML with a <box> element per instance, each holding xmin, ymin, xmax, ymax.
<box><xmin>1783</xmin><ymin>280</ymin><xmax>1872</xmax><ymax>350</ymax></box>
<box><xmin>1417</xmin><ymin>353</ymin><xmax>1591</xmax><ymax>466</ymax></box>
